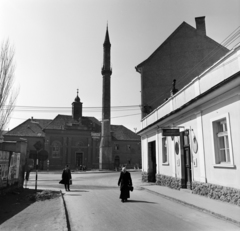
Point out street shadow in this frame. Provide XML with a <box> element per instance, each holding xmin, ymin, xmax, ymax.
<box><xmin>0</xmin><ymin>188</ymin><xmax>40</xmax><ymax>225</ymax></box>
<box><xmin>68</xmin><ymin>190</ymin><xmax>89</xmax><ymax>192</ymax></box>
<box><xmin>64</xmin><ymin>194</ymin><xmax>82</xmax><ymax>196</ymax></box>
<box><xmin>125</xmin><ymin>200</ymin><xmax>157</xmax><ymax>204</ymax></box>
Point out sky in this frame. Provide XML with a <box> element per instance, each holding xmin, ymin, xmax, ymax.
<box><xmin>0</xmin><ymin>0</ymin><xmax>239</xmax><ymax>133</ymax></box>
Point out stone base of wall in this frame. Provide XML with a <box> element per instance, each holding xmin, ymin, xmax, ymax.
<box><xmin>192</xmin><ymin>181</ymin><xmax>240</xmax><ymax>206</ymax></box>
<box><xmin>156</xmin><ymin>174</ymin><xmax>181</xmax><ymax>190</ymax></box>
<box><xmin>143</xmin><ymin>173</ymin><xmax>240</xmax><ymax>206</ymax></box>
<box><xmin>142</xmin><ymin>171</ymin><xmax>149</xmax><ymax>182</ymax></box>
<box><xmin>142</xmin><ymin>171</ymin><xmax>156</xmax><ymax>182</ymax></box>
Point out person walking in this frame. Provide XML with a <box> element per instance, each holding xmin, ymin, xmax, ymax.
<box><xmin>118</xmin><ymin>166</ymin><xmax>133</xmax><ymax>202</ymax></box>
<box><xmin>62</xmin><ymin>165</ymin><xmax>72</xmax><ymax>191</ymax></box>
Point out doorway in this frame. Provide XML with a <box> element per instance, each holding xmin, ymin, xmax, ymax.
<box><xmin>148</xmin><ymin>141</ymin><xmax>156</xmax><ymax>182</ymax></box>
<box><xmin>180</xmin><ymin>130</ymin><xmax>192</xmax><ymax>189</ymax></box>
<box><xmin>114</xmin><ymin>156</ymin><xmax>120</xmax><ymax>171</ymax></box>
<box><xmin>76</xmin><ymin>153</ymin><xmax>83</xmax><ymax>169</ymax></box>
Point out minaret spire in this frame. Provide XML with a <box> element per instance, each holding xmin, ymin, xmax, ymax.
<box><xmin>100</xmin><ymin>26</ymin><xmax>113</xmax><ymax>170</ymax></box>
<box><xmin>102</xmin><ymin>25</ymin><xmax>112</xmax><ymax>74</ymax></box>
<box><xmin>103</xmin><ymin>24</ymin><xmax>111</xmax><ymax>46</ymax></box>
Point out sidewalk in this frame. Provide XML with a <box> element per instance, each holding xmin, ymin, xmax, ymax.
<box><xmin>141</xmin><ymin>185</ymin><xmax>240</xmax><ymax>226</ymax></box>
<box><xmin>37</xmin><ymin>169</ymin><xmax>141</xmax><ymax>174</ymax></box>
<box><xmin>0</xmin><ymin>191</ymin><xmax>67</xmax><ymax>231</ymax></box>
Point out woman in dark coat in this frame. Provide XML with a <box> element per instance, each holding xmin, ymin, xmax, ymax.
<box><xmin>62</xmin><ymin>165</ymin><xmax>72</xmax><ymax>191</ymax></box>
<box><xmin>118</xmin><ymin>167</ymin><xmax>132</xmax><ymax>202</ymax></box>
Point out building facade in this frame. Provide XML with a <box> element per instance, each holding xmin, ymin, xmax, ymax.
<box><xmin>136</xmin><ymin>17</ymin><xmax>240</xmax><ymax>205</ymax></box>
<box><xmin>138</xmin><ymin>43</ymin><xmax>240</xmax><ymax>205</ymax></box>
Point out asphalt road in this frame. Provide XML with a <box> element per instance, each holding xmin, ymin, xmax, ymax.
<box><xmin>27</xmin><ymin>171</ymin><xmax>240</xmax><ymax>231</ymax></box>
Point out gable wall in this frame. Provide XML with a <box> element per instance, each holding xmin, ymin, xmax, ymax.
<box><xmin>141</xmin><ymin>25</ymin><xmax>228</xmax><ymax>117</ymax></box>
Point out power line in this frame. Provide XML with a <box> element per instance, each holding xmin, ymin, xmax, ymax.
<box><xmin>12</xmin><ymin>104</ymin><xmax>141</xmax><ymax>109</ymax></box>
<box><xmin>2</xmin><ymin>104</ymin><xmax>142</xmax><ymax>113</ymax></box>
<box><xmin>9</xmin><ymin>112</ymin><xmax>141</xmax><ymax>121</ymax></box>
<box><xmin>111</xmin><ymin>113</ymin><xmax>141</xmax><ymax>119</ymax></box>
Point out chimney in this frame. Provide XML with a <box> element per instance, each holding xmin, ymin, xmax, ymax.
<box><xmin>195</xmin><ymin>16</ymin><xmax>206</xmax><ymax>35</ymax></box>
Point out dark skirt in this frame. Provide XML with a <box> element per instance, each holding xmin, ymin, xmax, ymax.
<box><xmin>120</xmin><ymin>185</ymin><xmax>130</xmax><ymax>199</ymax></box>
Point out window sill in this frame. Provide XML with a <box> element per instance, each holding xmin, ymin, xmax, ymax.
<box><xmin>213</xmin><ymin>164</ymin><xmax>235</xmax><ymax>168</ymax></box>
<box><xmin>162</xmin><ymin>163</ymin><xmax>169</xmax><ymax>166</ymax></box>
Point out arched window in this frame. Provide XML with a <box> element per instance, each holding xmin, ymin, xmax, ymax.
<box><xmin>51</xmin><ymin>141</ymin><xmax>61</xmax><ymax>158</ymax></box>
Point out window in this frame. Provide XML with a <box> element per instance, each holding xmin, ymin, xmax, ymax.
<box><xmin>162</xmin><ymin>137</ymin><xmax>168</xmax><ymax>164</ymax></box>
<box><xmin>211</xmin><ymin>114</ymin><xmax>234</xmax><ymax>167</ymax></box>
<box><xmin>52</xmin><ymin>141</ymin><xmax>61</xmax><ymax>158</ymax></box>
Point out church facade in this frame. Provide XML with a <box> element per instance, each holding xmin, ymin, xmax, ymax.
<box><xmin>4</xmin><ymin>94</ymin><xmax>141</xmax><ymax>170</ymax></box>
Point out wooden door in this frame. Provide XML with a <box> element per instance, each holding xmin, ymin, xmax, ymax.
<box><xmin>76</xmin><ymin>153</ymin><xmax>83</xmax><ymax>168</ymax></box>
<box><xmin>148</xmin><ymin>141</ymin><xmax>156</xmax><ymax>182</ymax></box>
<box><xmin>180</xmin><ymin>130</ymin><xmax>192</xmax><ymax>189</ymax></box>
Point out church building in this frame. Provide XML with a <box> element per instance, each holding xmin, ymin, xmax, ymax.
<box><xmin>4</xmin><ymin>27</ymin><xmax>141</xmax><ymax>171</ymax></box>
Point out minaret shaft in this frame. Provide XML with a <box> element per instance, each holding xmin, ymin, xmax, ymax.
<box><xmin>100</xmin><ymin>26</ymin><xmax>113</xmax><ymax>170</ymax></box>
<box><xmin>102</xmin><ymin>75</ymin><xmax>111</xmax><ymax>123</ymax></box>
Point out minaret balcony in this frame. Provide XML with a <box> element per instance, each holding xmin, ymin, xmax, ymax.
<box><xmin>101</xmin><ymin>67</ymin><xmax>112</xmax><ymax>75</ymax></box>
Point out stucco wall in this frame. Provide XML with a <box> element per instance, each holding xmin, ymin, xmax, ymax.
<box><xmin>202</xmin><ymin>89</ymin><xmax>240</xmax><ymax>189</ymax></box>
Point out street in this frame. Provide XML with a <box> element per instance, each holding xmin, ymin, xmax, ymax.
<box><xmin>26</xmin><ymin>171</ymin><xmax>240</xmax><ymax>231</ymax></box>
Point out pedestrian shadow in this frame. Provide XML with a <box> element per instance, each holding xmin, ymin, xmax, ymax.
<box><xmin>64</xmin><ymin>194</ymin><xmax>82</xmax><ymax>196</ymax></box>
<box><xmin>126</xmin><ymin>200</ymin><xmax>157</xmax><ymax>204</ymax></box>
<box><xmin>68</xmin><ymin>190</ymin><xmax>89</xmax><ymax>192</ymax></box>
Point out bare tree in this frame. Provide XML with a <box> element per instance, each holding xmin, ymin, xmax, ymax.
<box><xmin>0</xmin><ymin>40</ymin><xmax>18</xmax><ymax>133</ymax></box>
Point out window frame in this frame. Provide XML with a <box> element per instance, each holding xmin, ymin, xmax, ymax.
<box><xmin>162</xmin><ymin>136</ymin><xmax>169</xmax><ymax>165</ymax></box>
<box><xmin>210</xmin><ymin>113</ymin><xmax>234</xmax><ymax>168</ymax></box>
<box><xmin>51</xmin><ymin>141</ymin><xmax>61</xmax><ymax>158</ymax></box>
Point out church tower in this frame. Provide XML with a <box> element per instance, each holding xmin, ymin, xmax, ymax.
<box><xmin>99</xmin><ymin>26</ymin><xmax>112</xmax><ymax>170</ymax></box>
<box><xmin>72</xmin><ymin>89</ymin><xmax>82</xmax><ymax>121</ymax></box>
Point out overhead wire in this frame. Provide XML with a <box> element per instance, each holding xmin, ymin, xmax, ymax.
<box><xmin>9</xmin><ymin>112</ymin><xmax>142</xmax><ymax>121</ymax></box>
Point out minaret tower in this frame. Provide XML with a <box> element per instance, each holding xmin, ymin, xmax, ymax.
<box><xmin>99</xmin><ymin>26</ymin><xmax>112</xmax><ymax>170</ymax></box>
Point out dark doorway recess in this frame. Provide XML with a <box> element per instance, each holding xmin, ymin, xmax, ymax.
<box><xmin>148</xmin><ymin>141</ymin><xmax>156</xmax><ymax>182</ymax></box>
<box><xmin>76</xmin><ymin>153</ymin><xmax>83</xmax><ymax>168</ymax></box>
<box><xmin>180</xmin><ymin>130</ymin><xmax>192</xmax><ymax>189</ymax></box>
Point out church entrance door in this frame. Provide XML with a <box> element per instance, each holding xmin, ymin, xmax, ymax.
<box><xmin>76</xmin><ymin>153</ymin><xmax>83</xmax><ymax>170</ymax></box>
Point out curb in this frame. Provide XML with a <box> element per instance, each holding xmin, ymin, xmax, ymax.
<box><xmin>141</xmin><ymin>187</ymin><xmax>240</xmax><ymax>228</ymax></box>
<box><xmin>60</xmin><ymin>190</ymin><xmax>71</xmax><ymax>231</ymax></box>
<box><xmin>38</xmin><ymin>170</ymin><xmax>141</xmax><ymax>174</ymax></box>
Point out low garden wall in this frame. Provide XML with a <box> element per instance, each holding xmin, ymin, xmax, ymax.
<box><xmin>156</xmin><ymin>174</ymin><xmax>181</xmax><ymax>190</ymax></box>
<box><xmin>142</xmin><ymin>173</ymin><xmax>240</xmax><ymax>207</ymax></box>
<box><xmin>192</xmin><ymin>181</ymin><xmax>240</xmax><ymax>207</ymax></box>
<box><xmin>0</xmin><ymin>141</ymin><xmax>27</xmax><ymax>194</ymax></box>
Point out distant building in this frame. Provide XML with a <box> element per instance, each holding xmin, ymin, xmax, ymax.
<box><xmin>4</xmin><ymin>94</ymin><xmax>141</xmax><ymax>170</ymax></box>
<box><xmin>135</xmin><ymin>17</ymin><xmax>229</xmax><ymax>118</ymax></box>
<box><xmin>3</xmin><ymin>118</ymin><xmax>51</xmax><ymax>170</ymax></box>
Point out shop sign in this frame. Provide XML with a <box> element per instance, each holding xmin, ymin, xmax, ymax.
<box><xmin>162</xmin><ymin>129</ymin><xmax>180</xmax><ymax>136</ymax></box>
